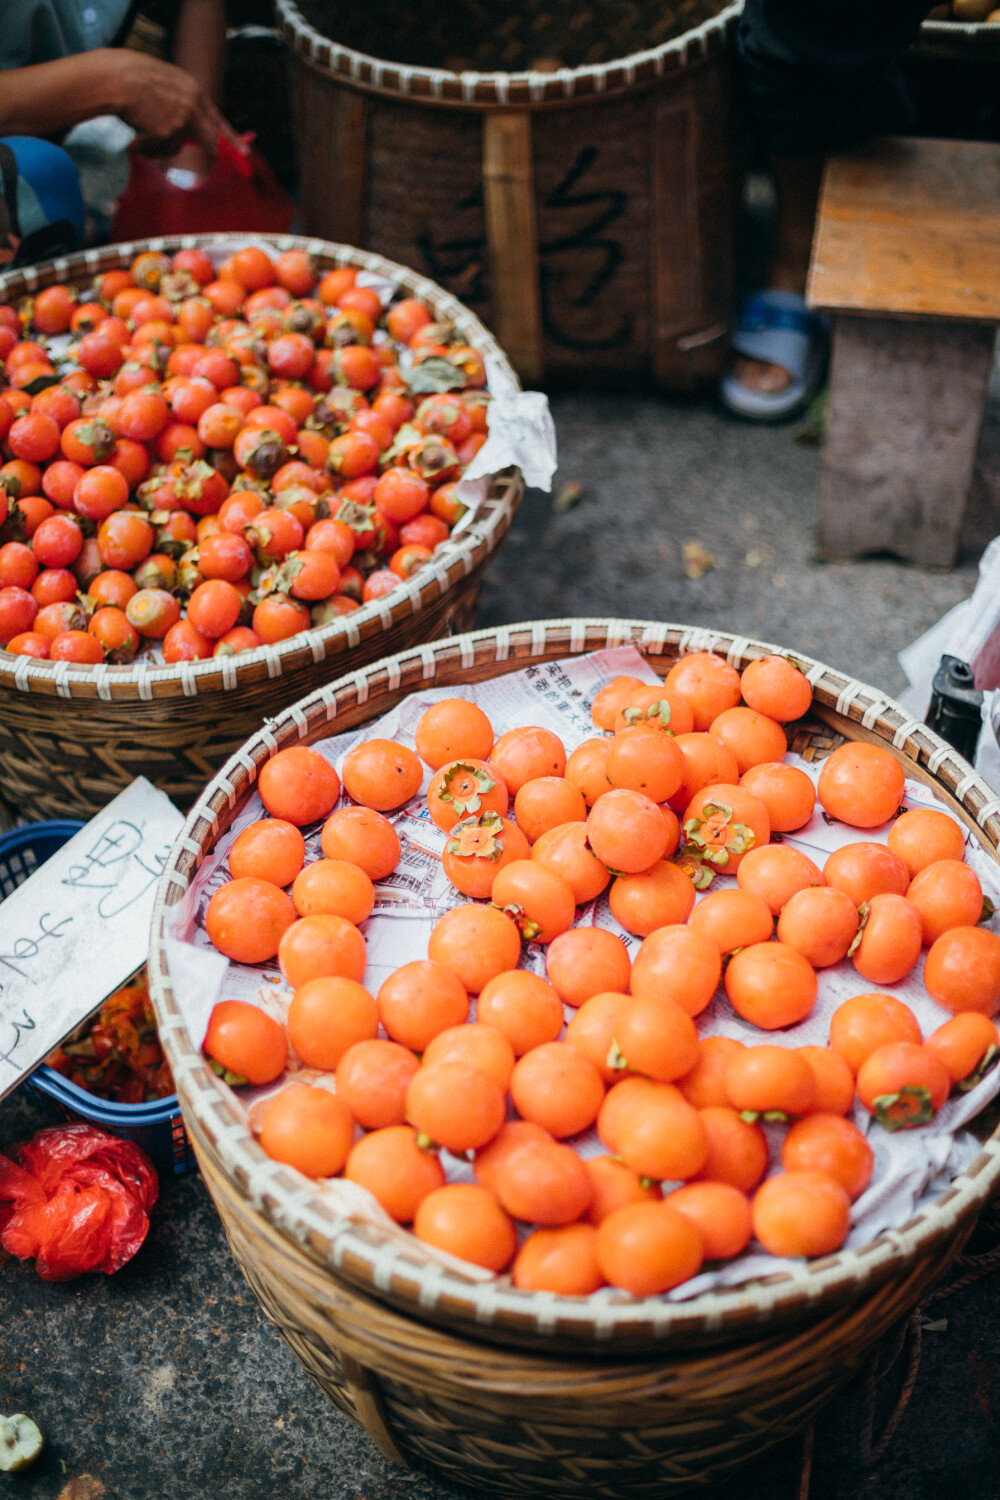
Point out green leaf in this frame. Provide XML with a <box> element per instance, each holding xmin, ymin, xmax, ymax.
<box><xmin>407</xmin><ymin>356</ymin><xmax>465</xmax><ymax>394</ymax></box>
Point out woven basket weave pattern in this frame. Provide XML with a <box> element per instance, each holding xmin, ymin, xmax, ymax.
<box><xmin>0</xmin><ymin>236</ymin><xmax>521</xmax><ymax>818</ymax></box>
<box><xmin>149</xmin><ymin>619</ymin><xmax>1000</xmax><ymax>1351</ymax></box>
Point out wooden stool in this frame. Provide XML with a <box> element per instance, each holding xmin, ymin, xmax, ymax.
<box><xmin>807</xmin><ymin>137</ymin><xmax>1000</xmax><ymax>567</ymax></box>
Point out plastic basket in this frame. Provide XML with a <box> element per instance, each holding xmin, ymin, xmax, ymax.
<box><xmin>1</xmin><ymin>821</ymin><xmax>193</xmax><ymax>1176</ymax></box>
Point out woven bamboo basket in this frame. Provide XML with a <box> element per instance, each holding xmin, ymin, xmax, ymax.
<box><xmin>0</xmin><ymin>235</ymin><xmax>522</xmax><ymax>821</ymax></box>
<box><xmin>274</xmin><ymin>0</ymin><xmax>742</xmax><ymax>392</ymax></box>
<box><xmin>148</xmin><ymin>618</ymin><xmax>1000</xmax><ymax>1495</ymax></box>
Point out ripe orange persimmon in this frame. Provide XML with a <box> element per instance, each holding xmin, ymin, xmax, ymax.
<box><xmin>590</xmin><ymin>674</ymin><xmax>646</xmax><ymax>731</ymax></box>
<box><xmin>776</xmin><ymin>885</ymin><xmax>859</xmax><ymax>968</ymax></box>
<box><xmin>664</xmin><ymin>651</ymin><xmax>741</xmax><ymax>731</ymax></box>
<box><xmin>292</xmin><ymin>858</ymin><xmax>375</xmax><ymax>925</ymax></box>
<box><xmin>817</xmin><ymin>741</ymin><xmax>905</xmax><ymax>829</ymax></box>
<box><xmin>598</xmin><ymin>1077</ymin><xmax>708</xmax><ymax>1181</ymax></box>
<box><xmin>829</xmin><ymin>992</ymin><xmax>922</xmax><ymax>1074</ymax></box>
<box><xmin>342</xmin><ymin>738</ymin><xmax>423</xmax><ymax>811</ymax></box>
<box><xmin>228</xmin><ymin>817</ymin><xmax>305</xmax><ymax>888</ymax></box>
<box><xmin>513</xmin><ymin>1224</ymin><xmax>605</xmax><ymax>1294</ymax></box>
<box><xmin>595</xmin><ymin>1200</ymin><xmax>703</xmax><ymax>1296</ymax></box>
<box><xmin>708</xmin><ymin>706</ymin><xmax>787</xmax><ymax>775</ymax></box>
<box><xmin>687</xmin><ymin>887</ymin><xmax>773</xmax><ymax>955</ymax></box>
<box><xmin>475</xmin><ymin>1122</ymin><xmax>593</xmax><ymax>1227</ymax></box>
<box><xmin>752</xmin><ymin>1171</ymin><xmax>850</xmax><ymax>1258</ymax></box>
<box><xmin>564</xmin><ymin>737</ymin><xmax>613</xmax><ymax>807</ymax></box>
<box><xmin>320</xmin><ymin>805</ymin><xmax>400</xmax><ymax>880</ymax></box>
<box><xmin>724</xmin><ymin>1045</ymin><xmax>816</xmax><ymax>1118</ymax></box>
<box><xmin>691</xmin><ymin>1105</ymin><xmax>768</xmax><ymax>1193</ymax></box>
<box><xmin>202</xmin><ymin>998</ymin><xmax>288</xmax><ymax>1084</ymax></box>
<box><xmin>856</xmin><ymin>1042</ymin><xmax>950</xmax><ymax>1129</ymax></box>
<box><xmin>668</xmin><ymin>1181</ymin><xmax>753</xmax><ymax>1260</ymax></box>
<box><xmin>608</xmin><ymin>859</ymin><xmax>695</xmax><ymax>936</ymax></box>
<box><xmin>739</xmin><ymin>655</ymin><xmax>813</xmax><ymax>722</ymax></box>
<box><xmin>426</xmin><ymin>757</ymin><xmax>508</xmax><ymax>831</ymax></box>
<box><xmin>405</xmin><ymin>1060</ymin><xmax>506</xmax><ymax>1152</ymax></box>
<box><xmin>613</xmin><ymin>684</ymin><xmax>695</xmax><ymax>737</ymax></box>
<box><xmin>630</xmin><ymin>925</ymin><xmax>722</xmax><ymax>1018</ymax></box>
<box><xmin>925</xmin><ymin>1012</ymin><xmax>1000</xmax><ymax>1088</ymax></box>
<box><xmin>510</xmin><ymin>1042</ymin><xmax>606</xmax><ymax>1137</ymax></box>
<box><xmin>583</xmin><ymin>1156</ymin><xmax>662</xmax><ymax>1225</ymax></box>
<box><xmin>277</xmin><ymin>913</ymin><xmax>367</xmax><ymax>989</ymax></box>
<box><xmin>565</xmin><ymin>992</ymin><xmax>630</xmax><ymax>1083</ymax></box>
<box><xmin>605</xmin><ymin>724</ymin><xmax>685</xmax><ymax>803</ymax></box>
<box><xmin>531</xmin><ymin>821</ymin><xmax>610</xmax><ymax>904</ymax></box>
<box><xmin>586</xmin><ymin>788</ymin><xmax>670</xmax><ymax>873</ymax></box>
<box><xmin>377</xmin><ymin>959</ymin><xmax>469</xmax><ymax>1051</ymax></box>
<box><xmin>923</xmin><ymin>926</ymin><xmax>1000</xmax><ymax>1016</ymax></box>
<box><xmin>796</xmin><ymin>1046</ymin><xmax>856</xmax><ymax>1115</ymax></box>
<box><xmin>677</xmin><ymin>1036</ymin><xmax>745</xmax><ymax>1109</ymax></box>
<box><xmin>781</xmin><ymin>1114</ymin><xmax>873</xmax><ymax>1199</ymax></box>
<box><xmin>345</xmin><ymin>1126</ymin><xmax>445</xmax><ymax>1223</ymax></box>
<box><xmin>545</xmin><ymin>927</ymin><xmax>631</xmax><ymax>1008</ymax></box>
<box><xmin>205</xmin><ymin>877</ymin><xmax>296</xmax><ymax>963</ymax></box>
<box><xmin>258</xmin><ymin>746</ymin><xmax>341</xmax><ymax>827</ymax></box>
<box><xmin>513</xmin><ymin>776</ymin><xmax>587</xmax><ymax>843</ymax></box>
<box><xmin>906</xmin><ymin>859</ymin><xmax>984</xmax><ymax>946</ymax></box>
<box><xmin>681</xmin><ymin>783</ymin><xmax>770</xmax><ymax>876</ymax></box>
<box><xmin>414</xmin><ymin>696</ymin><xmax>494</xmax><ymax>769</ymax></box>
<box><xmin>725</xmin><ymin>941</ymin><xmax>817</xmax><ymax>1029</ymax></box>
<box><xmin>477</xmin><ymin>969</ymin><xmax>564</xmax><ymax>1055</ymax></box>
<box><xmin>427</xmin><ymin>902</ymin><xmax>521</xmax><ymax>994</ymax></box>
<box><xmin>851</xmin><ymin>893</ymin><xmax>923</xmax><ymax>985</ymax></box>
<box><xmin>823</xmin><ymin>841</ymin><xmax>909</xmax><ymax>906</ymax></box>
<box><xmin>286</xmin><ymin>975</ymin><xmax>378</xmax><ymax>1069</ymax></box>
<box><xmin>442</xmin><ymin>812</ymin><xmax>529</xmax><ymax>898</ymax></box>
<box><xmin>335</xmin><ymin>1038</ymin><xmax>419</xmax><ymax>1129</ymax></box>
<box><xmin>666</xmin><ymin>733</ymin><xmax>740</xmax><ymax>812</ymax></box>
<box><xmin>736</xmin><ymin>843</ymin><xmax>823</xmax><ymax>916</ymax></box>
<box><xmin>492</xmin><ymin>859</ymin><xmax>577</xmax><ymax>944</ymax></box>
<box><xmin>739</xmin><ymin>761</ymin><xmax>816</xmax><ymax>832</ymax></box>
<box><xmin>887</xmin><ymin>808</ymin><xmax>966</xmax><ymax>877</ymax></box>
<box><xmin>422</xmin><ymin>1023</ymin><xmax>516</xmax><ymax>1092</ymax></box>
<box><xmin>612</xmin><ymin>993</ymin><xmax>700</xmax><ymax>1083</ymax></box>
<box><xmin>490</xmin><ymin>725</ymin><xmax>566</xmax><ymax>794</ymax></box>
<box><xmin>413</xmin><ymin>1183</ymin><xmax>516</xmax><ymax>1272</ymax></box>
<box><xmin>258</xmin><ymin>1084</ymin><xmax>353</xmax><ymax>1178</ymax></box>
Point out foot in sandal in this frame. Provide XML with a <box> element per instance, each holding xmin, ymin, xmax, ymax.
<box><xmin>720</xmin><ymin>290</ymin><xmax>828</xmax><ymax>422</ymax></box>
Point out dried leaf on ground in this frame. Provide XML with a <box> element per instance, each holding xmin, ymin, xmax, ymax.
<box><xmin>682</xmin><ymin>540</ymin><xmax>716</xmax><ymax>580</ymax></box>
<box><xmin>553</xmin><ymin>481</ymin><xmax>584</xmax><ymax>514</ymax></box>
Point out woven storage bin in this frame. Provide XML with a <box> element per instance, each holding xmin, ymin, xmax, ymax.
<box><xmin>148</xmin><ymin>618</ymin><xmax>1000</xmax><ymax>1495</ymax></box>
<box><xmin>0</xmin><ymin>235</ymin><xmax>522</xmax><ymax>822</ymax></box>
<box><xmin>275</xmin><ymin>0</ymin><xmax>741</xmax><ymax>392</ymax></box>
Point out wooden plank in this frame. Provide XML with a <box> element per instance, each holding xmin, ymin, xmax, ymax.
<box><xmin>808</xmin><ymin>137</ymin><xmax>1000</xmax><ymax>323</ymax></box>
<box><xmin>816</xmin><ymin>314</ymin><xmax>996</xmax><ymax>567</ymax></box>
<box><xmin>482</xmin><ymin>112</ymin><xmax>544</xmax><ymax>385</ymax></box>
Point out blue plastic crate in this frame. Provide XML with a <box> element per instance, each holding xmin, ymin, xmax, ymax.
<box><xmin>0</xmin><ymin>819</ymin><xmax>194</xmax><ymax>1175</ymax></box>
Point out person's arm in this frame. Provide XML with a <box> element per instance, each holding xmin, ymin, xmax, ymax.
<box><xmin>168</xmin><ymin>0</ymin><xmax>232</xmax><ymax>175</ymax></box>
<box><xmin>0</xmin><ymin>45</ymin><xmax>239</xmax><ymax>156</ymax></box>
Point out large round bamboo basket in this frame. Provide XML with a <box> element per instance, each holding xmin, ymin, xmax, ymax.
<box><xmin>274</xmin><ymin>0</ymin><xmax>741</xmax><ymax>392</ymax></box>
<box><xmin>148</xmin><ymin>619</ymin><xmax>1000</xmax><ymax>1494</ymax></box>
<box><xmin>0</xmin><ymin>235</ymin><xmax>522</xmax><ymax>820</ymax></box>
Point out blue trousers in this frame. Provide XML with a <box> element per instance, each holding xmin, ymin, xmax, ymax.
<box><xmin>0</xmin><ymin>136</ymin><xmax>86</xmax><ymax>268</ymax></box>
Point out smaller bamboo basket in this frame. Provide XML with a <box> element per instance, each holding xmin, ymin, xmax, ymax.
<box><xmin>0</xmin><ymin>235</ymin><xmax>522</xmax><ymax>821</ymax></box>
<box><xmin>148</xmin><ymin>619</ymin><xmax>1000</xmax><ymax>1496</ymax></box>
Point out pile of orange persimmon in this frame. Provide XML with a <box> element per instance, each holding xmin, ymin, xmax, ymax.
<box><xmin>0</xmin><ymin>245</ymin><xmax>487</xmax><ymax>664</ymax></box>
<box><xmin>199</xmin><ymin>650</ymin><xmax>1000</xmax><ymax>1298</ymax></box>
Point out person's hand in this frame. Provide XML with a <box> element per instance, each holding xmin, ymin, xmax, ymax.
<box><xmin>100</xmin><ymin>49</ymin><xmax>244</xmax><ymax>159</ymax></box>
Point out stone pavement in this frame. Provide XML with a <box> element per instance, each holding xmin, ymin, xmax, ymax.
<box><xmin>2</xmin><ymin>379</ymin><xmax>1000</xmax><ymax>1500</ymax></box>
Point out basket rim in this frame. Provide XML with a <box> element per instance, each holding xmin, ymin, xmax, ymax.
<box><xmin>147</xmin><ymin>617</ymin><xmax>1000</xmax><ymax>1349</ymax></box>
<box><xmin>0</xmin><ymin>233</ymin><xmax>522</xmax><ymax>701</ymax></box>
<box><xmin>274</xmin><ymin>0</ymin><xmax>743</xmax><ymax>108</ymax></box>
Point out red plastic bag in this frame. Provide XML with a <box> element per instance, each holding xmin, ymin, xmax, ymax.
<box><xmin>111</xmin><ymin>135</ymin><xmax>295</xmax><ymax>242</ymax></box>
<box><xmin>0</xmin><ymin>1122</ymin><xmax>158</xmax><ymax>1281</ymax></box>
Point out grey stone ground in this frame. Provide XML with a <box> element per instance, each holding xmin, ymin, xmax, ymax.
<box><xmin>3</xmin><ymin>381</ymin><xmax>1000</xmax><ymax>1500</ymax></box>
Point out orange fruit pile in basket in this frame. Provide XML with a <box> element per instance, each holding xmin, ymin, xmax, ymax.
<box><xmin>200</xmin><ymin>652</ymin><xmax>1000</xmax><ymax>1298</ymax></box>
<box><xmin>0</xmin><ymin>245</ymin><xmax>490</xmax><ymax>664</ymax></box>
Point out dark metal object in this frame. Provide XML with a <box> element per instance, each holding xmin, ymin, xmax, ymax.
<box><xmin>926</xmin><ymin>654</ymin><xmax>983</xmax><ymax>763</ymax></box>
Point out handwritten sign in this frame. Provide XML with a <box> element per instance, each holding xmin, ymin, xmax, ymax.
<box><xmin>0</xmin><ymin>778</ymin><xmax>183</xmax><ymax>1102</ymax></box>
